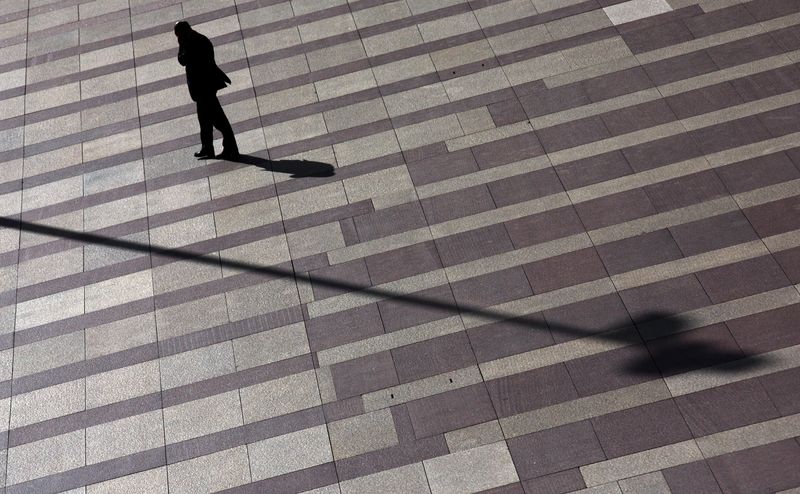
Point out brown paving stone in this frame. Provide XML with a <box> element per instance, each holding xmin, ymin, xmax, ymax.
<box><xmin>694</xmin><ymin>255</ymin><xmax>792</xmax><ymax>304</ymax></box>
<box><xmin>665</xmin><ymin>82</ymin><xmax>744</xmax><ymax>119</ymax></box>
<box><xmin>330</xmin><ymin>351</ymin><xmax>399</xmax><ymax>400</ymax></box>
<box><xmin>566</xmin><ymin>344</ymin><xmax>657</xmax><ymax>396</ymax></box>
<box><xmin>581</xmin><ymin>66</ymin><xmax>654</xmax><ymax>103</ymax></box>
<box><xmin>556</xmin><ymin>150</ymin><xmax>634</xmax><ymax>190</ymax></box>
<box><xmin>690</xmin><ymin>114</ymin><xmax>773</xmax><ymax>155</ymax></box>
<box><xmin>406</xmin><ymin>148</ymin><xmax>479</xmax><ymax>186</ymax></box>
<box><xmin>471</xmin><ymin>131</ymin><xmax>544</xmax><ymax>169</ymax></box>
<box><xmin>487</xmin><ymin>168</ymin><xmax>564</xmax><ymax>208</ymax></box>
<box><xmin>643</xmin><ymin>50</ymin><xmax>719</xmax><ymax>86</ymax></box>
<box><xmin>683</xmin><ymin>5</ymin><xmax>758</xmax><ymax>38</ymax></box>
<box><xmin>759</xmin><ymin>366</ymin><xmax>800</xmax><ymax>415</ymax></box>
<box><xmin>646</xmin><ymin>323</ymin><xmax>745</xmax><ymax>376</ymax></box>
<box><xmin>676</xmin><ymin>378</ymin><xmax>780</xmax><ymax>436</ymax></box>
<box><xmin>591</xmin><ymin>399</ymin><xmax>693</xmax><ymax>458</ymax></box>
<box><xmin>773</xmin><ymin>246</ymin><xmax>800</xmax><ymax>284</ymax></box>
<box><xmin>622</xmin><ymin>132</ymin><xmax>703</xmax><ymax>172</ymax></box>
<box><xmin>707</xmin><ymin>33</ymin><xmax>786</xmax><ymax>69</ymax></box>
<box><xmin>353</xmin><ymin>202</ymin><xmax>429</xmax><ymax>242</ymax></box>
<box><xmin>520</xmin><ymin>468</ymin><xmax>585</xmax><ymax>494</ymax></box>
<box><xmin>488</xmin><ymin>98</ymin><xmax>528</xmax><ymax>126</ymax></box>
<box><xmin>420</xmin><ymin>184</ymin><xmax>496</xmax><ymax>224</ymax></box>
<box><xmin>770</xmin><ymin>24</ymin><xmax>800</xmax><ymax>51</ymax></box>
<box><xmin>743</xmin><ymin>194</ymin><xmax>800</xmax><ymax>238</ymax></box>
<box><xmin>730</xmin><ymin>65</ymin><xmax>800</xmax><ymax>102</ymax></box>
<box><xmin>507</xmin><ymin>421</ymin><xmax>605</xmax><ymax>481</ymax></box>
<box><xmin>644</xmin><ymin>170</ymin><xmax>729</xmax><ymax>212</ymax></box>
<box><xmin>467</xmin><ymin>313</ymin><xmax>554</xmax><ymax>363</ymax></box>
<box><xmin>707</xmin><ymin>439</ymin><xmax>800</xmax><ymax>494</ymax></box>
<box><xmin>726</xmin><ymin>303</ymin><xmax>800</xmax><ymax>354</ymax></box>
<box><xmin>365</xmin><ymin>241</ymin><xmax>443</xmax><ymax>285</ymax></box>
<box><xmin>620</xmin><ymin>274</ymin><xmax>712</xmax><ymax>321</ymax></box>
<box><xmin>504</xmin><ymin>205</ymin><xmax>586</xmax><ymax>249</ymax></box>
<box><xmin>323</xmin><ymin>396</ymin><xmax>365</xmax><ymax>422</ymax></box>
<box><xmin>524</xmin><ymin>247</ymin><xmax>608</xmax><ymax>294</ymax></box>
<box><xmin>305</xmin><ymin>304</ymin><xmax>385</xmax><ymax>352</ymax></box>
<box><xmin>662</xmin><ymin>460</ymin><xmax>723</xmax><ymax>494</ymax></box>
<box><xmin>451</xmin><ymin>267</ymin><xmax>534</xmax><ymax>309</ymax></box>
<box><xmin>518</xmin><ymin>83</ymin><xmax>590</xmax><ymax>118</ymax></box>
<box><xmin>574</xmin><ymin>188</ymin><xmax>657</xmax><ymax>230</ymax></box>
<box><xmin>378</xmin><ymin>284</ymin><xmax>460</xmax><ymax>332</ymax></box>
<box><xmin>596</xmin><ymin>229</ymin><xmax>683</xmax><ymax>275</ymax></box>
<box><xmin>391</xmin><ymin>332</ymin><xmax>476</xmax><ymax>384</ymax></box>
<box><xmin>758</xmin><ymin>103</ymin><xmax>800</xmax><ymax>137</ymax></box>
<box><xmin>716</xmin><ymin>151</ymin><xmax>800</xmax><ymax>195</ymax></box>
<box><xmin>621</xmin><ymin>20</ymin><xmax>695</xmax><ymax>54</ymax></box>
<box><xmin>335</xmin><ymin>435</ymin><xmax>448</xmax><ymax>482</ymax></box>
<box><xmin>600</xmin><ymin>99</ymin><xmax>677</xmax><ymax>136</ymax></box>
<box><xmin>310</xmin><ymin>258</ymin><xmax>372</xmax><ymax>300</ymax></box>
<box><xmin>435</xmin><ymin>223</ymin><xmax>515</xmax><ymax>267</ymax></box>
<box><xmin>485</xmin><ymin>363</ymin><xmax>578</xmax><ymax>418</ymax></box>
<box><xmin>544</xmin><ymin>293</ymin><xmax>630</xmax><ymax>344</ymax></box>
<box><xmin>406</xmin><ymin>383</ymin><xmax>497</xmax><ymax>439</ymax></box>
<box><xmin>746</xmin><ymin>0</ymin><xmax>800</xmax><ymax>21</ymax></box>
<box><xmin>536</xmin><ymin>116</ymin><xmax>611</xmax><ymax>154</ymax></box>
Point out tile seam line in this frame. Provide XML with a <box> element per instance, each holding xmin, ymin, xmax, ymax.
<box><xmin>5</xmin><ymin>222</ymin><xmax>799</xmax><ymax>399</ymax></box>
<box><xmin>1</xmin><ymin>0</ymin><xmax>606</xmax><ymax>102</ymax></box>
<box><xmin>5</xmin><ymin>50</ymin><xmax>797</xmax><ymax>222</ymax></box>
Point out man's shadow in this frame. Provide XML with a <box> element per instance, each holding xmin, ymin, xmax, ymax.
<box><xmin>223</xmin><ymin>153</ymin><xmax>335</xmax><ymax>178</ymax></box>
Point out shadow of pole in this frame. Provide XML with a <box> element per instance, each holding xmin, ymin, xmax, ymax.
<box><xmin>0</xmin><ymin>217</ymin><xmax>771</xmax><ymax>375</ymax></box>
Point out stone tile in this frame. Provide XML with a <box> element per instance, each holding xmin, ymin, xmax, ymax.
<box><xmin>233</xmin><ymin>322</ymin><xmax>310</xmax><ymax>370</ymax></box>
<box><xmin>451</xmin><ymin>267</ymin><xmax>533</xmax><ymax>309</ymax></box>
<box><xmin>646</xmin><ymin>323</ymin><xmax>745</xmax><ymax>377</ymax></box>
<box><xmin>726</xmin><ymin>303</ymin><xmax>800</xmax><ymax>354</ymax></box>
<box><xmin>306</xmin><ymin>304</ymin><xmax>385</xmax><ymax>351</ymax></box>
<box><xmin>391</xmin><ymin>332</ymin><xmax>476</xmax><ymax>383</ymax></box>
<box><xmin>508</xmin><ymin>420</ymin><xmax>606</xmax><ymax>480</ymax></box>
<box><xmin>435</xmin><ymin>223</ymin><xmax>515</xmax><ymax>267</ymax></box>
<box><xmin>423</xmin><ymin>441</ymin><xmax>519</xmax><ymax>494</ymax></box>
<box><xmin>525</xmin><ymin>247</ymin><xmax>609</xmax><ymax>295</ymax></box>
<box><xmin>168</xmin><ymin>447</ymin><xmax>250</xmax><ymax>494</ymax></box>
<box><xmin>11</xmin><ymin>331</ymin><xmax>84</xmax><ymax>378</ymax></box>
<box><xmin>86</xmin><ymin>360</ymin><xmax>161</xmax><ymax>409</ymax></box>
<box><xmin>240</xmin><ymin>369</ymin><xmax>321</xmax><ymax>424</ymax></box>
<box><xmin>87</xmin><ymin>467</ymin><xmax>169</xmax><ymax>494</ymax></box>
<box><xmin>331</xmin><ymin>351</ymin><xmax>398</xmax><ymax>400</ymax></box>
<box><xmin>407</xmin><ymin>383</ymin><xmax>497</xmax><ymax>438</ymax></box>
<box><xmin>365</xmin><ymin>241</ymin><xmax>442</xmax><ymax>285</ymax></box>
<box><xmin>520</xmin><ymin>469</ymin><xmax>586</xmax><ymax>494</ymax></box>
<box><xmin>707</xmin><ymin>439</ymin><xmax>800</xmax><ymax>494</ymax></box>
<box><xmin>619</xmin><ymin>274</ymin><xmax>711</xmax><ymax>321</ymax></box>
<box><xmin>565</xmin><ymin>345</ymin><xmax>656</xmax><ymax>397</ymax></box>
<box><xmin>340</xmin><ymin>462</ymin><xmax>430</xmax><ymax>494</ymax></box>
<box><xmin>6</xmin><ymin>430</ymin><xmax>85</xmax><ymax>486</ymax></box>
<box><xmin>603</xmin><ymin>0</ymin><xmax>673</xmax><ymax>25</ymax></box>
<box><xmin>86</xmin><ymin>411</ymin><xmax>164</xmax><ymax>464</ymax></box>
<box><xmin>595</xmin><ymin>229</ymin><xmax>683</xmax><ymax>275</ymax></box>
<box><xmin>486</xmin><ymin>363</ymin><xmax>578</xmax><ymax>418</ymax></box>
<box><xmin>591</xmin><ymin>399</ymin><xmax>693</xmax><ymax>458</ymax></box>
<box><xmin>668</xmin><ymin>210</ymin><xmax>760</xmax><ymax>257</ymax></box>
<box><xmin>328</xmin><ymin>408</ymin><xmax>399</xmax><ymax>460</ymax></box>
<box><xmin>11</xmin><ymin>379</ymin><xmax>85</xmax><ymax>428</ymax></box>
<box><xmin>248</xmin><ymin>424</ymin><xmax>333</xmax><ymax>481</ymax></box>
<box><xmin>225</xmin><ymin>277</ymin><xmax>300</xmax><ymax>322</ymax></box>
<box><xmin>662</xmin><ymin>460</ymin><xmax>722</xmax><ymax>494</ymax></box>
<box><xmin>163</xmin><ymin>390</ymin><xmax>243</xmax><ymax>444</ymax></box>
<box><xmin>160</xmin><ymin>342</ymin><xmax>235</xmax><ymax>389</ymax></box>
<box><xmin>467</xmin><ymin>313</ymin><xmax>554</xmax><ymax>363</ymax></box>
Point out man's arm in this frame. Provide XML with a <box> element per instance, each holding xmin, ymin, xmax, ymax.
<box><xmin>178</xmin><ymin>43</ymin><xmax>188</xmax><ymax>66</ymax></box>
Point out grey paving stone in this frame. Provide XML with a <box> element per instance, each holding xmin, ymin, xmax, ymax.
<box><xmin>328</xmin><ymin>409</ymin><xmax>399</xmax><ymax>460</ymax></box>
<box><xmin>87</xmin><ymin>467</ymin><xmax>168</xmax><ymax>494</ymax></box>
<box><xmin>167</xmin><ymin>447</ymin><xmax>251</xmax><ymax>494</ymax></box>
<box><xmin>6</xmin><ymin>430</ymin><xmax>85</xmax><ymax>486</ymax></box>
<box><xmin>423</xmin><ymin>441</ymin><xmax>519</xmax><ymax>494</ymax></box>
<box><xmin>240</xmin><ymin>369</ymin><xmax>321</xmax><ymax>424</ymax></box>
<box><xmin>163</xmin><ymin>390</ymin><xmax>243</xmax><ymax>444</ymax></box>
<box><xmin>86</xmin><ymin>410</ymin><xmax>165</xmax><ymax>464</ymax></box>
<box><xmin>160</xmin><ymin>342</ymin><xmax>236</xmax><ymax>389</ymax></box>
<box><xmin>247</xmin><ymin>424</ymin><xmax>333</xmax><ymax>481</ymax></box>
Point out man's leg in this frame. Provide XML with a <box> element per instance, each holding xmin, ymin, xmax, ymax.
<box><xmin>208</xmin><ymin>95</ymin><xmax>238</xmax><ymax>155</ymax></box>
<box><xmin>196</xmin><ymin>99</ymin><xmax>214</xmax><ymax>156</ymax></box>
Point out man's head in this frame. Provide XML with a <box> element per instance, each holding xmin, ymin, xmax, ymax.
<box><xmin>174</xmin><ymin>21</ymin><xmax>191</xmax><ymax>41</ymax></box>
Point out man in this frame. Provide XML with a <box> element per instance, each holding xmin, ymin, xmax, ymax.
<box><xmin>174</xmin><ymin>21</ymin><xmax>239</xmax><ymax>159</ymax></box>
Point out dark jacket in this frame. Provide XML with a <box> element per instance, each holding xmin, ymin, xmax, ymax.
<box><xmin>177</xmin><ymin>30</ymin><xmax>231</xmax><ymax>102</ymax></box>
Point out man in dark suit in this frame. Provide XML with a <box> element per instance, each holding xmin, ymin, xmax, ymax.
<box><xmin>174</xmin><ymin>21</ymin><xmax>239</xmax><ymax>159</ymax></box>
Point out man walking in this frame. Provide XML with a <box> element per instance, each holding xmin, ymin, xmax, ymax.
<box><xmin>174</xmin><ymin>21</ymin><xmax>239</xmax><ymax>159</ymax></box>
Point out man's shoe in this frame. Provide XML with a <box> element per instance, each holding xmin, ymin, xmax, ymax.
<box><xmin>217</xmin><ymin>148</ymin><xmax>240</xmax><ymax>160</ymax></box>
<box><xmin>194</xmin><ymin>148</ymin><xmax>214</xmax><ymax>158</ymax></box>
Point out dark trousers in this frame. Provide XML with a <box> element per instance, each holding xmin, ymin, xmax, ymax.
<box><xmin>196</xmin><ymin>94</ymin><xmax>237</xmax><ymax>151</ymax></box>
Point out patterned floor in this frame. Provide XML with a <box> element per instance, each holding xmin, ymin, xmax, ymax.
<box><xmin>1</xmin><ymin>0</ymin><xmax>799</xmax><ymax>492</ymax></box>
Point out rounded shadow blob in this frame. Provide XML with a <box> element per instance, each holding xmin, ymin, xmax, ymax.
<box><xmin>624</xmin><ymin>311</ymin><xmax>774</xmax><ymax>376</ymax></box>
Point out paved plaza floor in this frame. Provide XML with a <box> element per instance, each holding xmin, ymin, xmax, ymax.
<box><xmin>1</xmin><ymin>0</ymin><xmax>800</xmax><ymax>492</ymax></box>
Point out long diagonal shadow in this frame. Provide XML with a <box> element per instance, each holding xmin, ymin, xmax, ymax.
<box><xmin>225</xmin><ymin>154</ymin><xmax>336</xmax><ymax>178</ymax></box>
<box><xmin>0</xmin><ymin>217</ymin><xmax>770</xmax><ymax>376</ymax></box>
